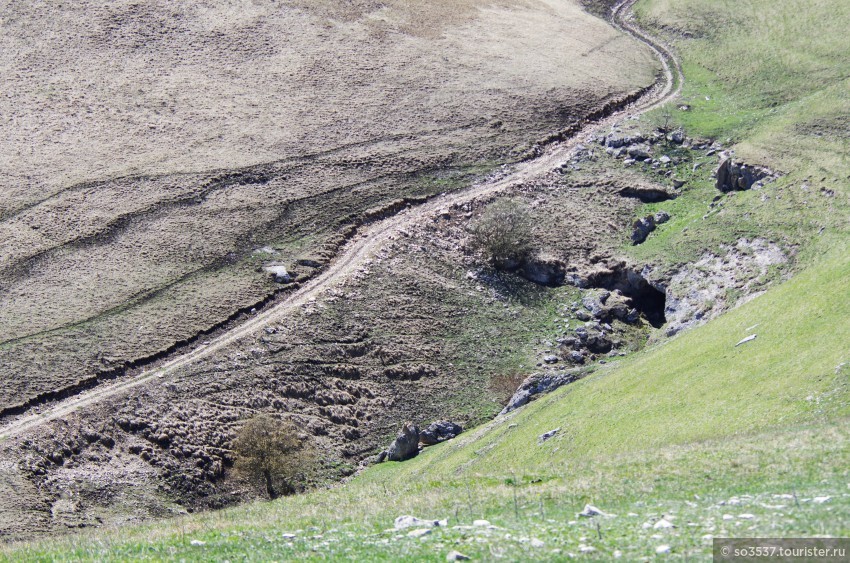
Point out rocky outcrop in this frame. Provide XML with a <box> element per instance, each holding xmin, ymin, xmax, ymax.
<box><xmin>500</xmin><ymin>371</ymin><xmax>581</xmax><ymax>414</ymax></box>
<box><xmin>631</xmin><ymin>215</ymin><xmax>656</xmax><ymax>244</ymax></box>
<box><xmin>715</xmin><ymin>156</ymin><xmax>772</xmax><ymax>192</ymax></box>
<box><xmin>379</xmin><ymin>420</ymin><xmax>463</xmax><ymax>461</ymax></box>
<box><xmin>618</xmin><ymin>185</ymin><xmax>676</xmax><ymax>202</ymax></box>
<box><xmin>384</xmin><ymin>422</ymin><xmax>420</xmax><ymax>462</ymax></box>
<box><xmin>520</xmin><ymin>254</ymin><xmax>566</xmax><ymax>286</ymax></box>
<box><xmin>419</xmin><ymin>421</ymin><xmax>463</xmax><ymax>446</ymax></box>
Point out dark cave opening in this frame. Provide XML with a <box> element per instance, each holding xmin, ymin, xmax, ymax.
<box><xmin>585</xmin><ymin>265</ymin><xmax>667</xmax><ymax>328</ymax></box>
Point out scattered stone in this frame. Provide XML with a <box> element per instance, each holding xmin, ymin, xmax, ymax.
<box><xmin>408</xmin><ymin>528</ymin><xmax>432</xmax><ymax>538</ymax></box>
<box><xmin>738</xmin><ymin>514</ymin><xmax>755</xmax><ymax>520</ymax></box>
<box><xmin>419</xmin><ymin>421</ymin><xmax>463</xmax><ymax>446</ymax></box>
<box><xmin>656</xmin><ymin>545</ymin><xmax>671</xmax><ymax>554</ymax></box>
<box><xmin>543</xmin><ymin>355</ymin><xmax>559</xmax><ymax>365</ymax></box>
<box><xmin>394</xmin><ymin>516</ymin><xmax>446</xmax><ymax>530</ymax></box>
<box><xmin>813</xmin><ymin>496</ymin><xmax>832</xmax><ymax>504</ymax></box>
<box><xmin>654</xmin><ymin>211</ymin><xmax>671</xmax><ymax>224</ymax></box>
<box><xmin>578</xmin><ymin>504</ymin><xmax>607</xmax><ymax>518</ymax></box>
<box><xmin>576</xmin><ymin>310</ymin><xmax>592</xmax><ymax>321</ymax></box>
<box><xmin>623</xmin><ymin>158</ymin><xmax>636</xmax><ymax>166</ymax></box>
<box><xmin>672</xmin><ymin>178</ymin><xmax>686</xmax><ymax>189</ymax></box>
<box><xmin>386</xmin><ymin>422</ymin><xmax>420</xmax><ymax>462</ymax></box>
<box><xmin>658</xmin><ymin>155</ymin><xmax>672</xmax><ymax>164</ymax></box>
<box><xmin>538</xmin><ymin>428</ymin><xmax>560</xmax><ymax>443</ymax></box>
<box><xmin>654</xmin><ymin>519</ymin><xmax>675</xmax><ymax>529</ymax></box>
<box><xmin>473</xmin><ymin>519</ymin><xmax>491</xmax><ymax>527</ymax></box>
<box><xmin>190</xmin><ymin>539</ymin><xmax>207</xmax><ymax>546</ymax></box>
<box><xmin>579</xmin><ymin>544</ymin><xmax>596</xmax><ymax>553</ymax></box>
<box><xmin>668</xmin><ymin>130</ymin><xmax>685</xmax><ymax>143</ymax></box>
<box><xmin>531</xmin><ymin>538</ymin><xmax>545</xmax><ymax>548</ymax></box>
<box><xmin>446</xmin><ymin>551</ymin><xmax>470</xmax><ymax>561</ymax></box>
<box><xmin>735</xmin><ymin>334</ymin><xmax>757</xmax><ymax>347</ymax></box>
<box><xmin>722</xmin><ymin>514</ymin><xmax>735</xmax><ymax>521</ymax></box>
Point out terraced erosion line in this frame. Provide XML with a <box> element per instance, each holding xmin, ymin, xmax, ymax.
<box><xmin>0</xmin><ymin>0</ymin><xmax>682</xmax><ymax>443</ymax></box>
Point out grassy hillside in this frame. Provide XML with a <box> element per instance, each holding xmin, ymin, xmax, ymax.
<box><xmin>4</xmin><ymin>0</ymin><xmax>850</xmax><ymax>559</ymax></box>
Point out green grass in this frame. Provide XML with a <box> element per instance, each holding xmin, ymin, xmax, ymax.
<box><xmin>5</xmin><ymin>0</ymin><xmax>850</xmax><ymax>559</ymax></box>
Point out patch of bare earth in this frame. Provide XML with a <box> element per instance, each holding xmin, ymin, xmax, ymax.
<box><xmin>0</xmin><ymin>0</ymin><xmax>658</xmax><ymax>414</ymax></box>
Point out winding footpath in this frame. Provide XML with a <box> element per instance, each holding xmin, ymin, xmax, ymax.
<box><xmin>0</xmin><ymin>0</ymin><xmax>682</xmax><ymax>442</ymax></box>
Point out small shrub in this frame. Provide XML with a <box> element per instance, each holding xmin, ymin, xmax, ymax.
<box><xmin>469</xmin><ymin>198</ymin><xmax>535</xmax><ymax>269</ymax></box>
<box><xmin>232</xmin><ymin>414</ymin><xmax>316</xmax><ymax>499</ymax></box>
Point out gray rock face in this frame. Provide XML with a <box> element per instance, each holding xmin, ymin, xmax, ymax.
<box><xmin>715</xmin><ymin>157</ymin><xmax>771</xmax><ymax>192</ymax></box>
<box><xmin>521</xmin><ymin>256</ymin><xmax>566</xmax><ymax>286</ymax></box>
<box><xmin>500</xmin><ymin>372</ymin><xmax>580</xmax><ymax>414</ymax></box>
<box><xmin>419</xmin><ymin>421</ymin><xmax>463</xmax><ymax>446</ymax></box>
<box><xmin>386</xmin><ymin>422</ymin><xmax>420</xmax><ymax>462</ymax></box>
<box><xmin>631</xmin><ymin>215</ymin><xmax>657</xmax><ymax>244</ymax></box>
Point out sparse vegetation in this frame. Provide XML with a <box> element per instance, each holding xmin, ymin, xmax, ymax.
<box><xmin>232</xmin><ymin>415</ymin><xmax>316</xmax><ymax>500</ymax></box>
<box><xmin>468</xmin><ymin>199</ymin><xmax>535</xmax><ymax>269</ymax></box>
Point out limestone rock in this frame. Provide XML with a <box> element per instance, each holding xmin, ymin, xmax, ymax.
<box><xmin>419</xmin><ymin>421</ymin><xmax>463</xmax><ymax>446</ymax></box>
<box><xmin>500</xmin><ymin>372</ymin><xmax>580</xmax><ymax>414</ymax></box>
<box><xmin>631</xmin><ymin>215</ymin><xmax>656</xmax><ymax>245</ymax></box>
<box><xmin>715</xmin><ymin>157</ymin><xmax>771</xmax><ymax>192</ymax></box>
<box><xmin>386</xmin><ymin>422</ymin><xmax>420</xmax><ymax>462</ymax></box>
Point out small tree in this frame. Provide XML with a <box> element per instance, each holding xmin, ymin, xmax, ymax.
<box><xmin>654</xmin><ymin>105</ymin><xmax>674</xmax><ymax>144</ymax></box>
<box><xmin>232</xmin><ymin>415</ymin><xmax>316</xmax><ymax>499</ymax></box>
<box><xmin>469</xmin><ymin>198</ymin><xmax>535</xmax><ymax>269</ymax></box>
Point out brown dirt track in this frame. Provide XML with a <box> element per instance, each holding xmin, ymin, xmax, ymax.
<box><xmin>0</xmin><ymin>0</ymin><xmax>664</xmax><ymax>540</ymax></box>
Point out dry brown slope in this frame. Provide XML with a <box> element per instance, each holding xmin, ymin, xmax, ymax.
<box><xmin>0</xmin><ymin>0</ymin><xmax>658</xmax><ymax>412</ymax></box>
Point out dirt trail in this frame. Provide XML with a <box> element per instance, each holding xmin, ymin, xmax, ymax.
<box><xmin>0</xmin><ymin>0</ymin><xmax>682</xmax><ymax>443</ymax></box>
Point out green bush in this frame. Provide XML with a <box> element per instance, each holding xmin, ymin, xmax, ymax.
<box><xmin>469</xmin><ymin>198</ymin><xmax>535</xmax><ymax>269</ymax></box>
<box><xmin>232</xmin><ymin>415</ymin><xmax>316</xmax><ymax>499</ymax></box>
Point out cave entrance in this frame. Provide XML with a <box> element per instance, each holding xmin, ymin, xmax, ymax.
<box><xmin>586</xmin><ymin>265</ymin><xmax>667</xmax><ymax>328</ymax></box>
